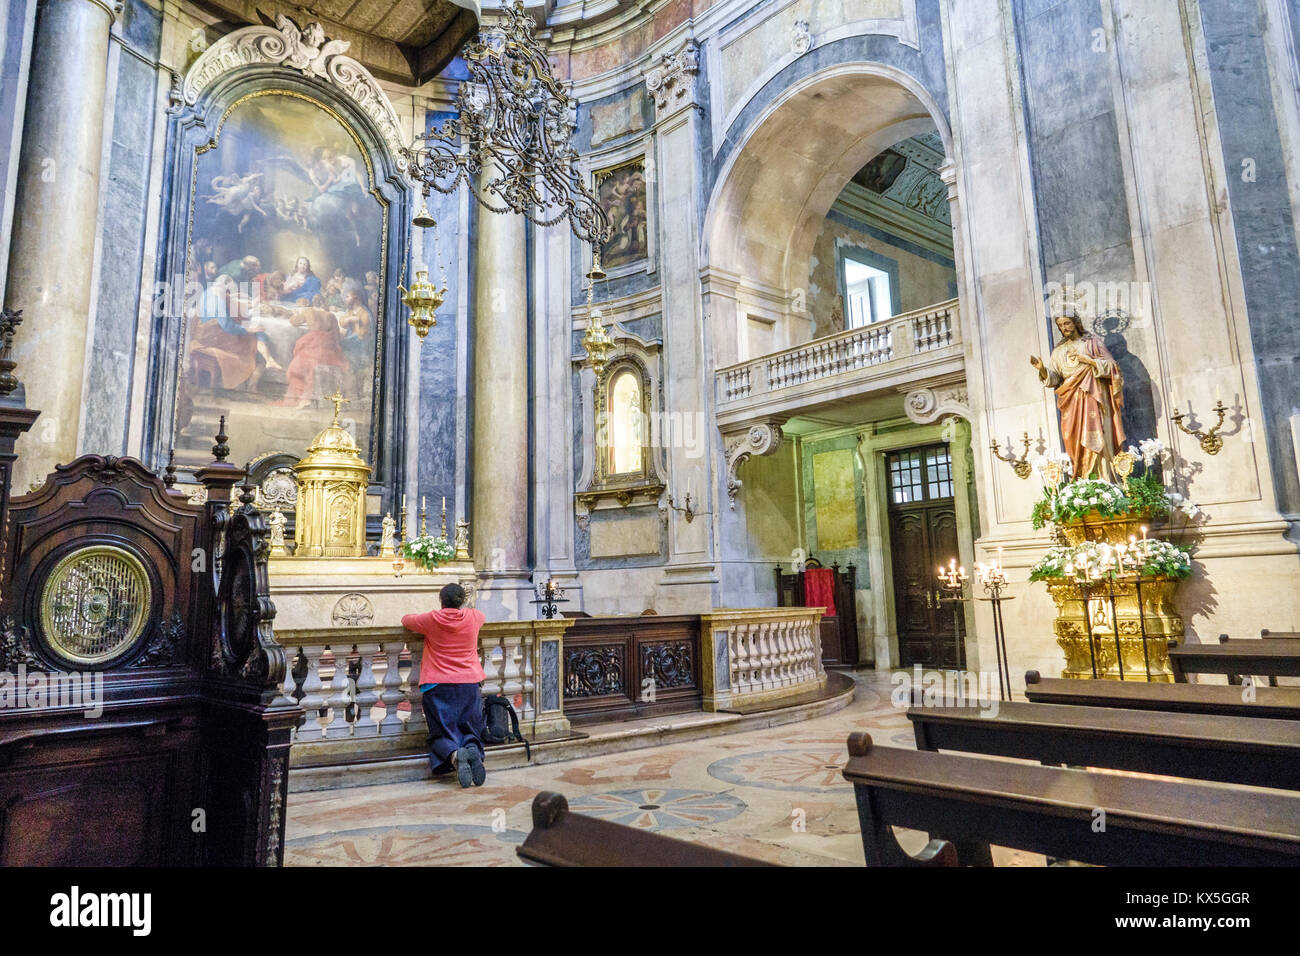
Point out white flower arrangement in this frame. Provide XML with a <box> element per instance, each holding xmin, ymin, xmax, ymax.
<box><xmin>1127</xmin><ymin>438</ymin><xmax>1170</xmax><ymax>468</ymax></box>
<box><xmin>399</xmin><ymin>534</ymin><xmax>456</xmax><ymax>571</ymax></box>
<box><xmin>1166</xmin><ymin>491</ymin><xmax>1201</xmax><ymax>520</ymax></box>
<box><xmin>1029</xmin><ymin>537</ymin><xmax>1192</xmax><ymax>581</ymax></box>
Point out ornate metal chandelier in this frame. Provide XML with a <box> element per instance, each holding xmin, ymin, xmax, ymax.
<box><xmin>401</xmin><ymin>0</ymin><xmax>609</xmax><ymax>246</ymax></box>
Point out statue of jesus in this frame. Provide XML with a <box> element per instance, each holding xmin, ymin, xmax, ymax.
<box><xmin>1030</xmin><ymin>311</ymin><xmax>1126</xmax><ymax>481</ymax></box>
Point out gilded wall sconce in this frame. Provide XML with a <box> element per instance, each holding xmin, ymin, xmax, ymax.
<box><xmin>1170</xmin><ymin>399</ymin><xmax>1228</xmax><ymax>455</ymax></box>
<box><xmin>991</xmin><ymin>431</ymin><xmax>1033</xmax><ymax>479</ymax></box>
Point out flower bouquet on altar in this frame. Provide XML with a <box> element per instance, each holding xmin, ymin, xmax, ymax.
<box><xmin>399</xmin><ymin>534</ymin><xmax>456</xmax><ymax>572</ymax></box>
<box><xmin>1025</xmin><ymin>438</ymin><xmax>1199</xmax><ymax>680</ymax></box>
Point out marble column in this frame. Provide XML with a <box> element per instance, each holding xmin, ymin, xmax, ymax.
<box><xmin>3</xmin><ymin>0</ymin><xmax>118</xmax><ymax>493</ymax></box>
<box><xmin>471</xmin><ymin>159</ymin><xmax>529</xmax><ymax>577</ymax></box>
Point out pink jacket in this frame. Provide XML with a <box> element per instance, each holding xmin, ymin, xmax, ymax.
<box><xmin>401</xmin><ymin>607</ymin><xmax>488</xmax><ymax>685</ymax></box>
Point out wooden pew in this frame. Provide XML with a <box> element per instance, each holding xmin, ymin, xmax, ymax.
<box><xmin>842</xmin><ymin>733</ymin><xmax>1300</xmax><ymax>867</ymax></box>
<box><xmin>908</xmin><ymin>700</ymin><xmax>1300</xmax><ymax>791</ymax></box>
<box><xmin>1169</xmin><ymin>638</ymin><xmax>1300</xmax><ymax>684</ymax></box>
<box><xmin>1023</xmin><ymin>670</ymin><xmax>1300</xmax><ymax>719</ymax></box>
<box><xmin>516</xmin><ymin>792</ymin><xmax>776</xmax><ymax>867</ymax></box>
<box><xmin>1219</xmin><ymin>632</ymin><xmax>1300</xmax><ymax>686</ymax></box>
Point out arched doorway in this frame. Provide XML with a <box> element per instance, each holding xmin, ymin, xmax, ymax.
<box><xmin>703</xmin><ymin>63</ymin><xmax>978</xmax><ymax>671</ymax></box>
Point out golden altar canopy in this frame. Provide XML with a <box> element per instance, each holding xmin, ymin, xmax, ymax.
<box><xmin>293</xmin><ymin>392</ymin><xmax>371</xmax><ymax>558</ymax></box>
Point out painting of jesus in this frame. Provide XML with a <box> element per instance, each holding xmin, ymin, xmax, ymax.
<box><xmin>174</xmin><ymin>91</ymin><xmax>385</xmax><ymax>469</ymax></box>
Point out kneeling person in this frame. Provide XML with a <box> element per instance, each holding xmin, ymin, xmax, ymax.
<box><xmin>401</xmin><ymin>584</ymin><xmax>488</xmax><ymax>787</ymax></box>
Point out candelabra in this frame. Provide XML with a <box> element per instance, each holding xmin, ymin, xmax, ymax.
<box><xmin>1170</xmin><ymin>398</ymin><xmax>1228</xmax><ymax>455</ymax></box>
<box><xmin>530</xmin><ymin>578</ymin><xmax>569</xmax><ymax>620</ymax></box>
<box><xmin>974</xmin><ymin>548</ymin><xmax>1014</xmax><ymax>701</ymax></box>
<box><xmin>936</xmin><ymin>558</ymin><xmax>970</xmax><ymax>673</ymax></box>
<box><xmin>991</xmin><ymin>431</ymin><xmax>1032</xmax><ymax>479</ymax></box>
<box><xmin>419</xmin><ymin>496</ymin><xmax>428</xmax><ymax>537</ymax></box>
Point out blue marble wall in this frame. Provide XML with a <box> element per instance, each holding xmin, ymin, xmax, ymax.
<box><xmin>1198</xmin><ymin>1</ymin><xmax>1300</xmax><ymax>515</ymax></box>
<box><xmin>416</xmin><ymin>106</ymin><xmax>467</xmax><ymax>528</ymax></box>
<box><xmin>540</xmin><ymin>639</ymin><xmax>559</xmax><ymax>710</ymax></box>
<box><xmin>83</xmin><ymin>0</ymin><xmax>162</xmax><ymax>456</ymax></box>
<box><xmin>1012</xmin><ymin>0</ymin><xmax>1156</xmax><ymax>446</ymax></box>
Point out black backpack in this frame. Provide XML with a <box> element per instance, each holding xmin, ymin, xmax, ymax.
<box><xmin>482</xmin><ymin>694</ymin><xmax>530</xmax><ymax>760</ymax></box>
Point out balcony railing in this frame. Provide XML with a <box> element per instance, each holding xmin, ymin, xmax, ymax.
<box><xmin>716</xmin><ymin>299</ymin><xmax>961</xmax><ymax>423</ymax></box>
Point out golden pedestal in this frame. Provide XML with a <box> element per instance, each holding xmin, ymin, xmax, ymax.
<box><xmin>1046</xmin><ymin>514</ymin><xmax>1181</xmax><ymax>681</ymax></box>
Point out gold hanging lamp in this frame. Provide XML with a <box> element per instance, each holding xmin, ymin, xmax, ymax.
<box><xmin>580</xmin><ymin>245</ymin><xmax>613</xmax><ymax>379</ymax></box>
<box><xmin>400</xmin><ymin>213</ymin><xmax>448</xmax><ymax>342</ymax></box>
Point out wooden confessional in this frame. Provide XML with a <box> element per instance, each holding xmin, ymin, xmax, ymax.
<box><xmin>774</xmin><ymin>558</ymin><xmax>860</xmax><ymax>668</ymax></box>
<box><xmin>0</xmin><ymin>338</ymin><xmax>303</xmax><ymax>865</ymax></box>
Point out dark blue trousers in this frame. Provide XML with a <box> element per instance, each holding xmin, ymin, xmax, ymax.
<box><xmin>421</xmin><ymin>683</ymin><xmax>486</xmax><ymax>775</ymax></box>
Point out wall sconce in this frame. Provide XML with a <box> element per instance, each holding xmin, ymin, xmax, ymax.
<box><xmin>666</xmin><ymin>491</ymin><xmax>697</xmax><ymax>522</ymax></box>
<box><xmin>1170</xmin><ymin>398</ymin><xmax>1227</xmax><ymax>455</ymax></box>
<box><xmin>991</xmin><ymin>431</ymin><xmax>1032</xmax><ymax>479</ymax></box>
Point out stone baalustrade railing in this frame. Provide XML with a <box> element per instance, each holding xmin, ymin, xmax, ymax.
<box><xmin>699</xmin><ymin>607</ymin><xmax>827</xmax><ymax>710</ymax></box>
<box><xmin>278</xmin><ymin>607</ymin><xmax>830</xmax><ymax>774</ymax></box>
<box><xmin>715</xmin><ymin>299</ymin><xmax>962</xmax><ymax>428</ymax></box>
<box><xmin>277</xmin><ymin>620</ymin><xmax>572</xmax><ymax>764</ymax></box>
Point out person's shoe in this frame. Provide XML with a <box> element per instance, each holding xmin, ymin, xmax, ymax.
<box><xmin>468</xmin><ymin>746</ymin><xmax>486</xmax><ymax>786</ymax></box>
<box><xmin>455</xmin><ymin>747</ymin><xmax>473</xmax><ymax>788</ymax></box>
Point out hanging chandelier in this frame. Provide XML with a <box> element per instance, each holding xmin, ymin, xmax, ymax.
<box><xmin>401</xmin><ymin>0</ymin><xmax>610</xmax><ymax>246</ymax></box>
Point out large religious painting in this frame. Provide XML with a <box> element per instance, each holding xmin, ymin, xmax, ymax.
<box><xmin>595</xmin><ymin>158</ymin><xmax>648</xmax><ymax>271</ymax></box>
<box><xmin>174</xmin><ymin>90</ymin><xmax>386</xmax><ymax>469</ymax></box>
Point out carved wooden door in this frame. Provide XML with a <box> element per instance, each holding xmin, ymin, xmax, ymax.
<box><xmin>886</xmin><ymin>445</ymin><xmax>966</xmax><ymax>668</ymax></box>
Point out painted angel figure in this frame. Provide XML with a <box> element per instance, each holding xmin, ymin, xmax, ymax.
<box><xmin>1030</xmin><ymin>310</ymin><xmax>1126</xmax><ymax>481</ymax></box>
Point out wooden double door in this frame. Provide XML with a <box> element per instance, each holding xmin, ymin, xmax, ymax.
<box><xmin>886</xmin><ymin>445</ymin><xmax>967</xmax><ymax>669</ymax></box>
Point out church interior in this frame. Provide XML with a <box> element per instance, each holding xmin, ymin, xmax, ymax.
<box><xmin>1</xmin><ymin>0</ymin><xmax>1299</xmax><ymax>881</ymax></box>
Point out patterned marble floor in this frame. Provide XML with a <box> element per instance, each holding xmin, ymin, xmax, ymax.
<box><xmin>284</xmin><ymin>671</ymin><xmax>1041</xmax><ymax>866</ymax></box>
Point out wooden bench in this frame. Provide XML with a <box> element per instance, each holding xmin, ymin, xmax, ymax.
<box><xmin>1169</xmin><ymin>638</ymin><xmax>1300</xmax><ymax>684</ymax></box>
<box><xmin>842</xmin><ymin>732</ymin><xmax>1300</xmax><ymax>867</ymax></box>
<box><xmin>1023</xmin><ymin>670</ymin><xmax>1300</xmax><ymax>719</ymax></box>
<box><xmin>515</xmin><ymin>792</ymin><xmax>776</xmax><ymax>867</ymax></box>
<box><xmin>1217</xmin><ymin>633</ymin><xmax>1300</xmax><ymax>686</ymax></box>
<box><xmin>908</xmin><ymin>700</ymin><xmax>1300</xmax><ymax>791</ymax></box>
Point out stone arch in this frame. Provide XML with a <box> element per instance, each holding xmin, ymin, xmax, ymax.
<box><xmin>701</xmin><ymin>61</ymin><xmax>956</xmax><ymax>365</ymax></box>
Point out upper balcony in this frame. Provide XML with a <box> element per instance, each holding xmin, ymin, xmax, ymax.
<box><xmin>714</xmin><ymin>299</ymin><xmax>963</xmax><ymax>430</ymax></box>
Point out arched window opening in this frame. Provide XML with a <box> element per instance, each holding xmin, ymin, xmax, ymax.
<box><xmin>607</xmin><ymin>368</ymin><xmax>644</xmax><ymax>476</ymax></box>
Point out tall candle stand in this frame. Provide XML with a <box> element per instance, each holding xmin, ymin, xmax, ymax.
<box><xmin>936</xmin><ymin>558</ymin><xmax>970</xmax><ymax>671</ymax></box>
<box><xmin>419</xmin><ymin>496</ymin><xmax>428</xmax><ymax>537</ymax></box>
<box><xmin>1062</xmin><ymin>556</ymin><xmax>1101</xmax><ymax>679</ymax></box>
<box><xmin>974</xmin><ymin>548</ymin><xmax>1014</xmax><ymax>701</ymax></box>
<box><xmin>530</xmin><ymin>578</ymin><xmax>569</xmax><ymax>620</ymax></box>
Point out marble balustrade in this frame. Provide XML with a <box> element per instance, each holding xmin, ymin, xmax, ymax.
<box><xmin>715</xmin><ymin>299</ymin><xmax>961</xmax><ymax>429</ymax></box>
<box><xmin>278</xmin><ymin>608</ymin><xmax>828</xmax><ymax>765</ymax></box>
<box><xmin>276</xmin><ymin>619</ymin><xmax>573</xmax><ymax>764</ymax></box>
<box><xmin>698</xmin><ymin>608</ymin><xmax>827</xmax><ymax>711</ymax></box>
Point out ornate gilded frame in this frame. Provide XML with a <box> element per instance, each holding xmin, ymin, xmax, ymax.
<box><xmin>147</xmin><ymin>58</ymin><xmax>411</xmax><ymax>505</ymax></box>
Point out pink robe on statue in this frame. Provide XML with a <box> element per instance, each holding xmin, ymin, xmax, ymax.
<box><xmin>1043</xmin><ymin>334</ymin><xmax>1126</xmax><ymax>481</ymax></box>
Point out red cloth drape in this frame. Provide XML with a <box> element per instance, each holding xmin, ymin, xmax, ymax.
<box><xmin>803</xmin><ymin>568</ymin><xmax>837</xmax><ymax>617</ymax></box>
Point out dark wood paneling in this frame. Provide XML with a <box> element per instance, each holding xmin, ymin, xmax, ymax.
<box><xmin>563</xmin><ymin>615</ymin><xmax>701</xmax><ymax>723</ymax></box>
